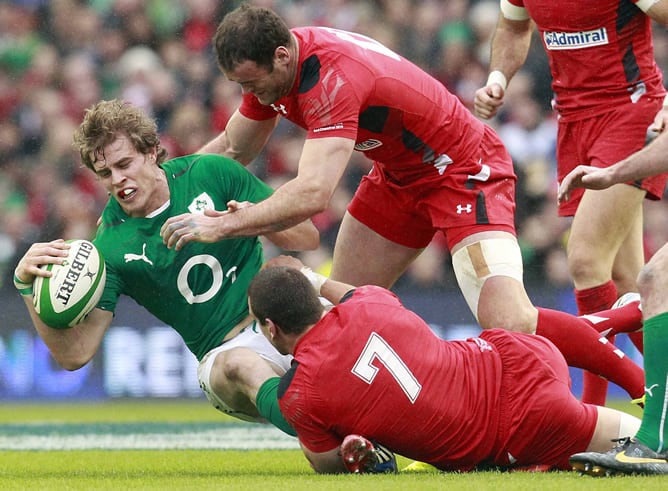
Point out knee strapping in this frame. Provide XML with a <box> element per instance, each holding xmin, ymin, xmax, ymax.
<box><xmin>452</xmin><ymin>238</ymin><xmax>524</xmax><ymax>320</ymax></box>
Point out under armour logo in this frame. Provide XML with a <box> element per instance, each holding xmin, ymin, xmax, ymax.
<box><xmin>271</xmin><ymin>103</ymin><xmax>287</xmax><ymax>115</ymax></box>
<box><xmin>124</xmin><ymin>243</ymin><xmax>154</xmax><ymax>265</ymax></box>
<box><xmin>456</xmin><ymin>204</ymin><xmax>472</xmax><ymax>214</ymax></box>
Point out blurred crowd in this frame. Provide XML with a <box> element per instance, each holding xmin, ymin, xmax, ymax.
<box><xmin>2</xmin><ymin>0</ymin><xmax>668</xmax><ymax>294</ymax></box>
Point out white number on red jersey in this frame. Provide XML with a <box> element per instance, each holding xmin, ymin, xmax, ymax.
<box><xmin>351</xmin><ymin>332</ymin><xmax>422</xmax><ymax>403</ymax></box>
<box><xmin>321</xmin><ymin>27</ymin><xmax>401</xmax><ymax>61</ymax></box>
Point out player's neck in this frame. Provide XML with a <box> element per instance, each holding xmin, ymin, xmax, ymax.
<box><xmin>144</xmin><ymin>169</ymin><xmax>170</xmax><ymax>217</ymax></box>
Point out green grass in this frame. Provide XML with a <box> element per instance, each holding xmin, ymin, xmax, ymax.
<box><xmin>0</xmin><ymin>399</ymin><xmax>664</xmax><ymax>490</ymax></box>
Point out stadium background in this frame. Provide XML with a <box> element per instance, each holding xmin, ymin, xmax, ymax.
<box><xmin>0</xmin><ymin>0</ymin><xmax>655</xmax><ymax>401</ymax></box>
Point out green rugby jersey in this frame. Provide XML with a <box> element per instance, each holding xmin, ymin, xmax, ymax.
<box><xmin>93</xmin><ymin>154</ymin><xmax>273</xmax><ymax>360</ymax></box>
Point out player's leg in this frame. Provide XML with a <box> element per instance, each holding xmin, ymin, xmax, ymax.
<box><xmin>451</xmin><ymin>232</ymin><xmax>645</xmax><ymax>400</ymax></box>
<box><xmin>585</xmin><ymin>406</ymin><xmax>641</xmax><ymax>453</ymax></box>
<box><xmin>451</xmin><ymin>231</ymin><xmax>536</xmax><ymax>332</ymax></box>
<box><xmin>568</xmin><ymin>185</ymin><xmax>645</xmax><ymax>294</ymax></box>
<box><xmin>330</xmin><ymin>211</ymin><xmax>423</xmax><ymax>288</ymax></box>
<box><xmin>611</xmin><ymin>212</ymin><xmax>645</xmax><ymax>295</ymax></box>
<box><xmin>569</xmin><ymin>186</ymin><xmax>645</xmax><ymax>404</ymax></box>
<box><xmin>569</xmin><ymin>405</ymin><xmax>666</xmax><ymax>476</ymax></box>
<box><xmin>568</xmin><ymin>247</ymin><xmax>668</xmax><ymax>476</ymax></box>
<box><xmin>634</xmin><ymin>245</ymin><xmax>668</xmax><ymax>453</ymax></box>
<box><xmin>197</xmin><ymin>326</ymin><xmax>295</xmax><ymax>435</ymax></box>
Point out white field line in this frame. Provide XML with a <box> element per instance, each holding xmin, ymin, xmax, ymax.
<box><xmin>0</xmin><ymin>423</ymin><xmax>300</xmax><ymax>450</ymax></box>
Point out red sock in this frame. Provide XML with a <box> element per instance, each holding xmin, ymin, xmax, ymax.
<box><xmin>579</xmin><ymin>300</ymin><xmax>643</xmax><ymax>336</ymax></box>
<box><xmin>628</xmin><ymin>331</ymin><xmax>644</xmax><ymax>354</ymax></box>
<box><xmin>575</xmin><ymin>281</ymin><xmax>618</xmax><ymax>314</ymax></box>
<box><xmin>535</xmin><ymin>307</ymin><xmax>644</xmax><ymax>401</ymax></box>
<box><xmin>575</xmin><ymin>281</ymin><xmax>618</xmax><ymax>405</ymax></box>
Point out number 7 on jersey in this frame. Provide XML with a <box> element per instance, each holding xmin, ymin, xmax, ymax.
<box><xmin>351</xmin><ymin>332</ymin><xmax>422</xmax><ymax>403</ymax></box>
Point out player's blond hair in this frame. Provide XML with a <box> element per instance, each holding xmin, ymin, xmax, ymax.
<box><xmin>73</xmin><ymin>99</ymin><xmax>168</xmax><ymax>171</ymax></box>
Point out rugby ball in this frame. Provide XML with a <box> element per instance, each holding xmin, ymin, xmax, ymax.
<box><xmin>33</xmin><ymin>239</ymin><xmax>106</xmax><ymax>329</ymax></box>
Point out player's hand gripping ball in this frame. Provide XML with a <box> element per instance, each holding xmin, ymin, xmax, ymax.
<box><xmin>33</xmin><ymin>239</ymin><xmax>106</xmax><ymax>329</ymax></box>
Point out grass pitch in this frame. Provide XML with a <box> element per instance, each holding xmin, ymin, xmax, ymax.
<box><xmin>0</xmin><ymin>399</ymin><xmax>663</xmax><ymax>490</ymax></box>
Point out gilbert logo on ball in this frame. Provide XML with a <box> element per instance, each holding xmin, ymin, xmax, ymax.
<box><xmin>33</xmin><ymin>239</ymin><xmax>106</xmax><ymax>329</ymax></box>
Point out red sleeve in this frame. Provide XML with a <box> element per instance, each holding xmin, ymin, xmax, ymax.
<box><xmin>280</xmin><ymin>375</ymin><xmax>342</xmax><ymax>453</ymax></box>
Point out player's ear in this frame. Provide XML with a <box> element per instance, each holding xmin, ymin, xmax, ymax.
<box><xmin>274</xmin><ymin>45</ymin><xmax>290</xmax><ymax>66</ymax></box>
<box><xmin>266</xmin><ymin>318</ymin><xmax>278</xmax><ymax>340</ymax></box>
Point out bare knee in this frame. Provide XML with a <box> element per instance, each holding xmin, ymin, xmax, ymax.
<box><xmin>637</xmin><ymin>248</ymin><xmax>668</xmax><ymax>318</ymax></box>
<box><xmin>567</xmin><ymin>245</ymin><xmax>606</xmax><ymax>286</ymax></box>
<box><xmin>478</xmin><ymin>304</ymin><xmax>537</xmax><ymax>333</ymax></box>
<box><xmin>215</xmin><ymin>348</ymin><xmax>263</xmax><ymax>387</ymax></box>
<box><xmin>477</xmin><ymin>279</ymin><xmax>538</xmax><ymax>333</ymax></box>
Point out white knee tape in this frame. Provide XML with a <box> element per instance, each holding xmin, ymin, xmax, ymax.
<box><xmin>452</xmin><ymin>238</ymin><xmax>524</xmax><ymax>320</ymax></box>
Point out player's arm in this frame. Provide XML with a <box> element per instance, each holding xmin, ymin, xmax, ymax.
<box><xmin>161</xmin><ymin>136</ymin><xmax>354</xmax><ymax>250</ymax></box>
<box><xmin>263</xmin><ymin>219</ymin><xmax>320</xmax><ymax>251</ymax></box>
<box><xmin>558</xmin><ymin>130</ymin><xmax>668</xmax><ymax>202</ymax></box>
<box><xmin>14</xmin><ymin>240</ymin><xmax>113</xmax><ymax>370</ymax></box>
<box><xmin>645</xmin><ymin>0</ymin><xmax>668</xmax><ymax>24</ymax></box>
<box><xmin>197</xmin><ymin>109</ymin><xmax>279</xmax><ymax>165</ymax></box>
<box><xmin>264</xmin><ymin>255</ymin><xmax>355</xmax><ymax>304</ymax></box>
<box><xmin>301</xmin><ymin>444</ymin><xmax>347</xmax><ymax>474</ymax></box>
<box><xmin>319</xmin><ymin>276</ymin><xmax>355</xmax><ymax>306</ymax></box>
<box><xmin>224</xmin><ymin>200</ymin><xmax>319</xmax><ymax>251</ymax></box>
<box><xmin>474</xmin><ymin>1</ymin><xmax>533</xmax><ymax>119</ymax></box>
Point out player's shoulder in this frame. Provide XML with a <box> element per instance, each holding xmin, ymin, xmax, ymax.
<box><xmin>162</xmin><ymin>153</ymin><xmax>238</xmax><ymax>173</ymax></box>
<box><xmin>293</xmin><ymin>26</ymin><xmax>362</xmax><ymax>64</ymax></box>
<box><xmin>164</xmin><ymin>154</ymin><xmax>250</xmax><ymax>184</ymax></box>
<box><xmin>352</xmin><ymin>285</ymin><xmax>401</xmax><ymax>304</ymax></box>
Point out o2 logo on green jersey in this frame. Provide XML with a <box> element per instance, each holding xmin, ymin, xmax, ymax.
<box><xmin>176</xmin><ymin>254</ymin><xmax>236</xmax><ymax>304</ymax></box>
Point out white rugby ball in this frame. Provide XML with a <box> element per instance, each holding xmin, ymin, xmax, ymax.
<box><xmin>33</xmin><ymin>239</ymin><xmax>106</xmax><ymax>329</ymax></box>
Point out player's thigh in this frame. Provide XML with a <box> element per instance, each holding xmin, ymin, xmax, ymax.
<box><xmin>331</xmin><ymin>211</ymin><xmax>423</xmax><ymax>288</ymax></box>
<box><xmin>567</xmin><ymin>184</ymin><xmax>646</xmax><ymax>280</ymax></box>
<box><xmin>197</xmin><ymin>329</ymin><xmax>292</xmax><ymax>418</ymax></box>
<box><xmin>637</xmin><ymin>243</ymin><xmax>668</xmax><ymax>318</ymax></box>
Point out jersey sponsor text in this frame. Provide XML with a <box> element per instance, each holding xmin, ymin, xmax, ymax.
<box><xmin>544</xmin><ymin>27</ymin><xmax>608</xmax><ymax>50</ymax></box>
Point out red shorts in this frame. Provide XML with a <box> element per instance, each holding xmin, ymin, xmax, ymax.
<box><xmin>557</xmin><ymin>96</ymin><xmax>668</xmax><ymax>216</ymax></box>
<box><xmin>348</xmin><ymin>126</ymin><xmax>517</xmax><ymax>251</ymax></box>
<box><xmin>481</xmin><ymin>329</ymin><xmax>598</xmax><ymax>470</ymax></box>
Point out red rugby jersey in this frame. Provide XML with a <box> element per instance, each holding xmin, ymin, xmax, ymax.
<box><xmin>506</xmin><ymin>0</ymin><xmax>665</xmax><ymax>121</ymax></box>
<box><xmin>239</xmin><ymin>27</ymin><xmax>488</xmax><ymax>183</ymax></box>
<box><xmin>278</xmin><ymin>286</ymin><xmax>503</xmax><ymax>471</ymax></box>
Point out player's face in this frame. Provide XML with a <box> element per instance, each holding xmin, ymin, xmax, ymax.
<box><xmin>92</xmin><ymin>135</ymin><xmax>167</xmax><ymax>217</ymax></box>
<box><xmin>225</xmin><ymin>58</ymin><xmax>292</xmax><ymax>106</ymax></box>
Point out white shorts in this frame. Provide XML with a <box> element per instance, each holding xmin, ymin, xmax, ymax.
<box><xmin>197</xmin><ymin>320</ymin><xmax>293</xmax><ymax>422</ymax></box>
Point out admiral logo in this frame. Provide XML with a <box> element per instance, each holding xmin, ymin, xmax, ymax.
<box><xmin>544</xmin><ymin>27</ymin><xmax>608</xmax><ymax>50</ymax></box>
<box><xmin>354</xmin><ymin>139</ymin><xmax>383</xmax><ymax>151</ymax></box>
<box><xmin>313</xmin><ymin>123</ymin><xmax>344</xmax><ymax>133</ymax></box>
<box><xmin>55</xmin><ymin>241</ymin><xmax>95</xmax><ymax>305</ymax></box>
